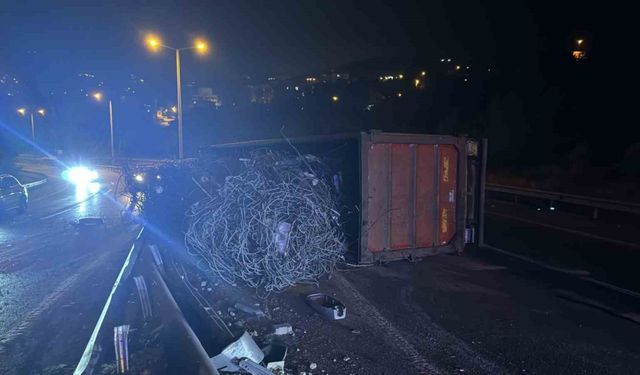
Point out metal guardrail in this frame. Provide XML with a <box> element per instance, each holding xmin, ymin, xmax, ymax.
<box><xmin>22</xmin><ymin>178</ymin><xmax>47</xmax><ymax>189</ymax></box>
<box><xmin>486</xmin><ymin>184</ymin><xmax>640</xmax><ymax>216</ymax></box>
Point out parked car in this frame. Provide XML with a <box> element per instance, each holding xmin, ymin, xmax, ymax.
<box><xmin>0</xmin><ymin>174</ymin><xmax>28</xmax><ymax>215</ymax></box>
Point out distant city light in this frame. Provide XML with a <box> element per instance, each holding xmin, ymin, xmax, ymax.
<box><xmin>577</xmin><ymin>39</ymin><xmax>584</xmax><ymax>46</ymax></box>
<box><xmin>447</xmin><ymin>58</ymin><xmax>451</xmax><ymax>62</ymax></box>
<box><xmin>397</xmin><ymin>74</ymin><xmax>404</xmax><ymax>79</ymax></box>
<box><xmin>414</xmin><ymin>79</ymin><xmax>420</xmax><ymax>88</ymax></box>
<box><xmin>306</xmin><ymin>77</ymin><xmax>317</xmax><ymax>83</ymax></box>
<box><xmin>420</xmin><ymin>71</ymin><xmax>427</xmax><ymax>76</ymax></box>
<box><xmin>331</xmin><ymin>95</ymin><xmax>339</xmax><ymax>102</ymax></box>
<box><xmin>17</xmin><ymin>107</ymin><xmax>26</xmax><ymax>116</ymax></box>
<box><xmin>37</xmin><ymin>108</ymin><xmax>45</xmax><ymax>116</ymax></box>
<box><xmin>171</xmin><ymin>106</ymin><xmax>177</xmax><ymax>113</ymax></box>
<box><xmin>456</xmin><ymin>65</ymin><xmax>461</xmax><ymax>70</ymax></box>
<box><xmin>397</xmin><ymin>92</ymin><xmax>402</xmax><ymax>97</ymax></box>
<box><xmin>572</xmin><ymin>50</ymin><xmax>586</xmax><ymax>60</ymax></box>
<box><xmin>440</xmin><ymin>58</ymin><xmax>445</xmax><ymax>62</ymax></box>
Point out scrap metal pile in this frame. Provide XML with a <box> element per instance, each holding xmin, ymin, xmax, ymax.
<box><xmin>185</xmin><ymin>150</ymin><xmax>345</xmax><ymax>294</ymax></box>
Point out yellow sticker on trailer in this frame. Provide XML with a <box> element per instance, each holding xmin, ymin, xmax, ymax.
<box><xmin>441</xmin><ymin>208</ymin><xmax>449</xmax><ymax>234</ymax></box>
<box><xmin>442</xmin><ymin>156</ymin><xmax>450</xmax><ymax>182</ymax></box>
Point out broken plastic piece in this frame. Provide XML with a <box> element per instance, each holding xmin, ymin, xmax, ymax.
<box><xmin>133</xmin><ymin>276</ymin><xmax>153</xmax><ymax>321</ymax></box>
<box><xmin>306</xmin><ymin>293</ymin><xmax>347</xmax><ymax>320</ymax></box>
<box><xmin>262</xmin><ymin>344</ymin><xmax>288</xmax><ymax>372</ymax></box>
<box><xmin>148</xmin><ymin>244</ymin><xmax>164</xmax><ymax>270</ymax></box>
<box><xmin>237</xmin><ymin>358</ymin><xmax>273</xmax><ymax>375</ymax></box>
<box><xmin>211</xmin><ymin>331</ymin><xmax>264</xmax><ymax>372</ymax></box>
<box><xmin>113</xmin><ymin>325</ymin><xmax>130</xmax><ymax>373</ymax></box>
<box><xmin>234</xmin><ymin>302</ymin><xmax>266</xmax><ymax>318</ymax></box>
<box><xmin>273</xmin><ymin>323</ymin><xmax>293</xmax><ymax>335</ymax></box>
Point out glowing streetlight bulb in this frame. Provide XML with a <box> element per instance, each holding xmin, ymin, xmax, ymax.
<box><xmin>194</xmin><ymin>39</ymin><xmax>208</xmax><ymax>54</ymax></box>
<box><xmin>331</xmin><ymin>95</ymin><xmax>339</xmax><ymax>102</ymax></box>
<box><xmin>146</xmin><ymin>34</ymin><xmax>162</xmax><ymax>51</ymax></box>
<box><xmin>17</xmin><ymin>108</ymin><xmax>26</xmax><ymax>116</ymax></box>
<box><xmin>577</xmin><ymin>39</ymin><xmax>584</xmax><ymax>46</ymax></box>
<box><xmin>92</xmin><ymin>92</ymin><xmax>103</xmax><ymax>101</ymax></box>
<box><xmin>37</xmin><ymin>109</ymin><xmax>45</xmax><ymax>116</ymax></box>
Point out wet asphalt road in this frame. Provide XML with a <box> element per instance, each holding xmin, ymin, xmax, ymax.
<box><xmin>484</xmin><ymin>199</ymin><xmax>640</xmax><ymax>292</ymax></box>
<box><xmin>0</xmin><ymin>161</ymin><xmax>139</xmax><ymax>373</ymax></box>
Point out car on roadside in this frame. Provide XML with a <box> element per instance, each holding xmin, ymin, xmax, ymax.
<box><xmin>0</xmin><ymin>174</ymin><xmax>28</xmax><ymax>216</ymax></box>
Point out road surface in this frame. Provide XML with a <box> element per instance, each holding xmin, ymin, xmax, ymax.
<box><xmin>485</xmin><ymin>199</ymin><xmax>640</xmax><ymax>292</ymax></box>
<box><xmin>0</xmin><ymin>161</ymin><xmax>139</xmax><ymax>374</ymax></box>
<box><xmin>2</xmin><ymin>160</ymin><xmax>639</xmax><ymax>374</ymax></box>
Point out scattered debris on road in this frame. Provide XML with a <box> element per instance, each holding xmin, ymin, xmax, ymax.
<box><xmin>306</xmin><ymin>293</ymin><xmax>347</xmax><ymax>320</ymax></box>
<box><xmin>113</xmin><ymin>325</ymin><xmax>130</xmax><ymax>373</ymax></box>
<box><xmin>273</xmin><ymin>323</ymin><xmax>293</xmax><ymax>335</ymax></box>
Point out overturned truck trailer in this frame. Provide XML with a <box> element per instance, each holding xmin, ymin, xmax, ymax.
<box><xmin>200</xmin><ymin>131</ymin><xmax>486</xmax><ymax>264</ymax></box>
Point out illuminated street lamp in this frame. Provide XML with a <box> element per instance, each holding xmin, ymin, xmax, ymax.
<box><xmin>144</xmin><ymin>33</ymin><xmax>210</xmax><ymax>159</ymax></box>
<box><xmin>92</xmin><ymin>92</ymin><xmax>115</xmax><ymax>162</ymax></box>
<box><xmin>577</xmin><ymin>38</ymin><xmax>584</xmax><ymax>46</ymax></box>
<box><xmin>17</xmin><ymin>107</ymin><xmax>45</xmax><ymax>142</ymax></box>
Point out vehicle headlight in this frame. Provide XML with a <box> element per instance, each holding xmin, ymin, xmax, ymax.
<box><xmin>63</xmin><ymin>166</ymin><xmax>99</xmax><ymax>186</ymax></box>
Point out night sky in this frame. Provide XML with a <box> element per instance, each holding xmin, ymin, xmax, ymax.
<box><xmin>0</xmin><ymin>1</ymin><xmax>530</xmax><ymax>85</ymax></box>
<box><xmin>1</xmin><ymin>1</ymin><xmax>635</xmax><ymax>85</ymax></box>
<box><xmin>2</xmin><ymin>1</ymin><xmax>640</xmax><ymax>165</ymax></box>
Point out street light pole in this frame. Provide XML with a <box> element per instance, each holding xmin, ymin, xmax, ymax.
<box><xmin>29</xmin><ymin>113</ymin><xmax>35</xmax><ymax>142</ymax></box>
<box><xmin>175</xmin><ymin>49</ymin><xmax>184</xmax><ymax>159</ymax></box>
<box><xmin>108</xmin><ymin>99</ymin><xmax>115</xmax><ymax>162</ymax></box>
<box><xmin>145</xmin><ymin>34</ymin><xmax>208</xmax><ymax>160</ymax></box>
<box><xmin>92</xmin><ymin>92</ymin><xmax>116</xmax><ymax>161</ymax></box>
<box><xmin>17</xmin><ymin>108</ymin><xmax>44</xmax><ymax>144</ymax></box>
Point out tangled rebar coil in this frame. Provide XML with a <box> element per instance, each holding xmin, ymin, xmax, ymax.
<box><xmin>185</xmin><ymin>151</ymin><xmax>345</xmax><ymax>294</ymax></box>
